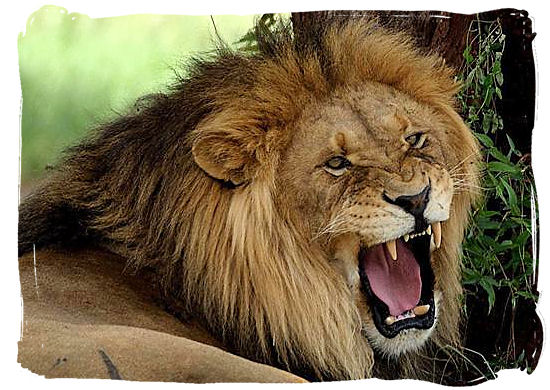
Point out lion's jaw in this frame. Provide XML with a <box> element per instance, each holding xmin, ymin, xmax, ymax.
<box><xmin>329</xmin><ymin>168</ymin><xmax>452</xmax><ymax>357</ymax></box>
<box><xmin>332</xmin><ymin>224</ymin><xmax>446</xmax><ymax>357</ymax></box>
<box><xmin>280</xmin><ymin>85</ymin><xmax>457</xmax><ymax>358</ymax></box>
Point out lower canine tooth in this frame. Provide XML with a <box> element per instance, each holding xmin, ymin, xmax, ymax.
<box><xmin>413</xmin><ymin>304</ymin><xmax>430</xmax><ymax>316</ymax></box>
<box><xmin>426</xmin><ymin>225</ymin><xmax>432</xmax><ymax>235</ymax></box>
<box><xmin>385</xmin><ymin>316</ymin><xmax>396</xmax><ymax>325</ymax></box>
<box><xmin>433</xmin><ymin>222</ymin><xmax>442</xmax><ymax>248</ymax></box>
<box><xmin>386</xmin><ymin>239</ymin><xmax>397</xmax><ymax>261</ymax></box>
<box><xmin>404</xmin><ymin>234</ymin><xmax>410</xmax><ymax>242</ymax></box>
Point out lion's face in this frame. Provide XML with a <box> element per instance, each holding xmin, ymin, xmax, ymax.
<box><xmin>189</xmin><ymin>21</ymin><xmax>480</xmax><ymax>379</ymax></box>
<box><xmin>278</xmin><ymin>83</ymin><xmax>456</xmax><ymax>357</ymax></box>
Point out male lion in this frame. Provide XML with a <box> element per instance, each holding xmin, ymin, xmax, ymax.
<box><xmin>18</xmin><ymin>19</ymin><xmax>480</xmax><ymax>381</ymax></box>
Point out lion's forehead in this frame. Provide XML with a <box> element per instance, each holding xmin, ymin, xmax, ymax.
<box><xmin>294</xmin><ymin>88</ymin><xmax>446</xmax><ymax>155</ymax></box>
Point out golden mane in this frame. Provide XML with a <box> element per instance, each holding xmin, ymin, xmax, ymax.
<box><xmin>19</xmin><ymin>19</ymin><xmax>480</xmax><ymax>380</ymax></box>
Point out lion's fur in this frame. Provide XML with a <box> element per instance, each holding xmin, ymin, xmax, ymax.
<box><xmin>19</xmin><ymin>19</ymin><xmax>480</xmax><ymax>381</ymax></box>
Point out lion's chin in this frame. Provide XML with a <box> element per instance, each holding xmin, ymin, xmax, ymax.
<box><xmin>363</xmin><ymin>291</ymin><xmax>441</xmax><ymax>357</ymax></box>
<box><xmin>358</xmin><ymin>224</ymin><xmax>439</xmax><ymax>351</ymax></box>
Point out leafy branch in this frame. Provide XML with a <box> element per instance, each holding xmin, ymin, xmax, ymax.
<box><xmin>458</xmin><ymin>18</ymin><xmax>537</xmax><ymax>314</ymax></box>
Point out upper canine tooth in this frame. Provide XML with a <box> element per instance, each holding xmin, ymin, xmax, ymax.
<box><xmin>433</xmin><ymin>222</ymin><xmax>442</xmax><ymax>248</ymax></box>
<box><xmin>404</xmin><ymin>234</ymin><xmax>410</xmax><ymax>242</ymax></box>
<box><xmin>426</xmin><ymin>225</ymin><xmax>432</xmax><ymax>235</ymax></box>
<box><xmin>386</xmin><ymin>239</ymin><xmax>397</xmax><ymax>261</ymax></box>
<box><xmin>413</xmin><ymin>304</ymin><xmax>430</xmax><ymax>316</ymax></box>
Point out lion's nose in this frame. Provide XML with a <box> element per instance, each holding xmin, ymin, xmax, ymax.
<box><xmin>383</xmin><ymin>185</ymin><xmax>431</xmax><ymax>220</ymax></box>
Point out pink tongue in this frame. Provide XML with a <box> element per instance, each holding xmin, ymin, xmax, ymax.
<box><xmin>362</xmin><ymin>240</ymin><xmax>421</xmax><ymax>316</ymax></box>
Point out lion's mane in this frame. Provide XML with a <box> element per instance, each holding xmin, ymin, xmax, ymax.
<box><xmin>19</xmin><ymin>19</ymin><xmax>480</xmax><ymax>381</ymax></box>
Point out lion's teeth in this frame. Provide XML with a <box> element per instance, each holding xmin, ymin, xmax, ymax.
<box><xmin>413</xmin><ymin>304</ymin><xmax>430</xmax><ymax>316</ymax></box>
<box><xmin>403</xmin><ymin>234</ymin><xmax>410</xmax><ymax>242</ymax></box>
<box><xmin>386</xmin><ymin>239</ymin><xmax>397</xmax><ymax>261</ymax></box>
<box><xmin>433</xmin><ymin>222</ymin><xmax>442</xmax><ymax>248</ymax></box>
<box><xmin>385</xmin><ymin>316</ymin><xmax>396</xmax><ymax>325</ymax></box>
<box><xmin>426</xmin><ymin>225</ymin><xmax>432</xmax><ymax>235</ymax></box>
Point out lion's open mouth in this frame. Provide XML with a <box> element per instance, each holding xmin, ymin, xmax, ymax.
<box><xmin>359</xmin><ymin>223</ymin><xmax>441</xmax><ymax>338</ymax></box>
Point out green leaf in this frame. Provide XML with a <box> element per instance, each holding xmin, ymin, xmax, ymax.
<box><xmin>462</xmin><ymin>268</ymin><xmax>481</xmax><ymax>284</ymax></box>
<box><xmin>495</xmin><ymin>86</ymin><xmax>502</xmax><ymax>99</ymax></box>
<box><xmin>465</xmin><ymin>68</ymin><xmax>476</xmax><ymax>87</ymax></box>
<box><xmin>496</xmin><ymin>72</ymin><xmax>504</xmax><ymax>86</ymax></box>
<box><xmin>464</xmin><ymin>45</ymin><xmax>474</xmax><ymax>64</ymax></box>
<box><xmin>477</xmin><ymin>218</ymin><xmax>501</xmax><ymax>230</ymax></box>
<box><xmin>479</xmin><ymin>210</ymin><xmax>500</xmax><ymax>218</ymax></box>
<box><xmin>475</xmin><ymin>133</ymin><xmax>494</xmax><ymax>148</ymax></box>
<box><xmin>479</xmin><ymin>277</ymin><xmax>497</xmax><ymax>312</ymax></box>
<box><xmin>516</xmin><ymin>290</ymin><xmax>537</xmax><ymax>301</ymax></box>
<box><xmin>487</xmin><ymin>161</ymin><xmax>520</xmax><ymax>174</ymax></box>
<box><xmin>483</xmin><ymin>87</ymin><xmax>495</xmax><ymax>107</ymax></box>
<box><xmin>492</xmin><ymin>60</ymin><xmax>501</xmax><ymax>74</ymax></box>
<box><xmin>476</xmin><ymin>67</ymin><xmax>484</xmax><ymax>83</ymax></box>
<box><xmin>498</xmin><ymin>117</ymin><xmax>504</xmax><ymax>130</ymax></box>
<box><xmin>483</xmin><ymin>75</ymin><xmax>493</xmax><ymax>89</ymax></box>
<box><xmin>495</xmin><ymin>239</ymin><xmax>515</xmax><ymax>253</ymax></box>
<box><xmin>501</xmin><ymin>179</ymin><xmax>520</xmax><ymax>215</ymax></box>
<box><xmin>500</xmin><ymin>239</ymin><xmax>514</xmax><ymax>247</ymax></box>
<box><xmin>489</xmin><ymin>147</ymin><xmax>511</xmax><ymax>164</ymax></box>
<box><xmin>506</xmin><ymin>134</ymin><xmax>522</xmax><ymax>157</ymax></box>
<box><xmin>515</xmin><ymin>230</ymin><xmax>532</xmax><ymax>246</ymax></box>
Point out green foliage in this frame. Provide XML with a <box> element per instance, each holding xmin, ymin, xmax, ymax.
<box><xmin>19</xmin><ymin>6</ymin><xmax>256</xmax><ymax>185</ymax></box>
<box><xmin>457</xmin><ymin>18</ymin><xmax>537</xmax><ymax>314</ymax></box>
<box><xmin>236</xmin><ymin>13</ymin><xmax>280</xmax><ymax>52</ymax></box>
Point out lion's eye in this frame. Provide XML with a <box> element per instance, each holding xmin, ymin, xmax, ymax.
<box><xmin>324</xmin><ymin>156</ymin><xmax>350</xmax><ymax>176</ymax></box>
<box><xmin>405</xmin><ymin>132</ymin><xmax>427</xmax><ymax>149</ymax></box>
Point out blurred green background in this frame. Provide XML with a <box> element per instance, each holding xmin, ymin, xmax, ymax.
<box><xmin>18</xmin><ymin>5</ymin><xmax>257</xmax><ymax>187</ymax></box>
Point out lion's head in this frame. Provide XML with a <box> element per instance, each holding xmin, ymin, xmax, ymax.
<box><xmin>183</xmin><ymin>20</ymin><xmax>480</xmax><ymax>380</ymax></box>
<box><xmin>281</xmin><ymin>84</ymin><xmax>456</xmax><ymax>357</ymax></box>
<box><xmin>20</xmin><ymin>19</ymin><xmax>480</xmax><ymax>382</ymax></box>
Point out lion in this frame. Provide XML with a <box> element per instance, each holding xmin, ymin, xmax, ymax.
<box><xmin>18</xmin><ymin>19</ymin><xmax>480</xmax><ymax>382</ymax></box>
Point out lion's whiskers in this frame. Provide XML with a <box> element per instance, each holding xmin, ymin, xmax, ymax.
<box><xmin>448</xmin><ymin>152</ymin><xmax>479</xmax><ymax>175</ymax></box>
<box><xmin>452</xmin><ymin>182</ymin><xmax>488</xmax><ymax>192</ymax></box>
<box><xmin>314</xmin><ymin>212</ymin><xmax>350</xmax><ymax>241</ymax></box>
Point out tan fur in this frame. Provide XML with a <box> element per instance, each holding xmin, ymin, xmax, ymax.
<box><xmin>19</xmin><ymin>20</ymin><xmax>480</xmax><ymax>381</ymax></box>
<box><xmin>18</xmin><ymin>248</ymin><xmax>306</xmax><ymax>383</ymax></box>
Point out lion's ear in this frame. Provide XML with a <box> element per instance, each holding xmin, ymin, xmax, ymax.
<box><xmin>191</xmin><ymin>123</ymin><xmax>264</xmax><ymax>186</ymax></box>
